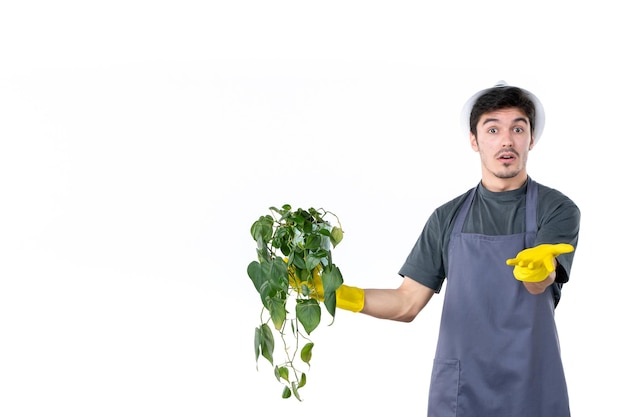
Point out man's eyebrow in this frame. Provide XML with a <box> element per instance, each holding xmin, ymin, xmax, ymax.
<box><xmin>481</xmin><ymin>117</ymin><xmax>529</xmax><ymax>126</ymax></box>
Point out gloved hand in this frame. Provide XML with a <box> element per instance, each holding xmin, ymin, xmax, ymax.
<box><xmin>505</xmin><ymin>243</ymin><xmax>574</xmax><ymax>282</ymax></box>
<box><xmin>287</xmin><ymin>262</ymin><xmax>364</xmax><ymax>312</ymax></box>
<box><xmin>288</xmin><ymin>263</ymin><xmax>325</xmax><ymax>297</ymax></box>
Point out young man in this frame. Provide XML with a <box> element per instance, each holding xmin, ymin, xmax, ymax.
<box><xmin>324</xmin><ymin>82</ymin><xmax>580</xmax><ymax>416</ymax></box>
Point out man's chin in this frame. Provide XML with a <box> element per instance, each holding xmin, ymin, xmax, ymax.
<box><xmin>494</xmin><ymin>168</ymin><xmax>523</xmax><ymax>180</ymax></box>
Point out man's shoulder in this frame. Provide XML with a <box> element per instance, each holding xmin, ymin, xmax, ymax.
<box><xmin>533</xmin><ymin>180</ymin><xmax>581</xmax><ymax>222</ymax></box>
<box><xmin>534</xmin><ymin>181</ymin><xmax>578</xmax><ymax>206</ymax></box>
<box><xmin>434</xmin><ymin>186</ymin><xmax>475</xmax><ymax>217</ymax></box>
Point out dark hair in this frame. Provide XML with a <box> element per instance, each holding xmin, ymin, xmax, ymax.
<box><xmin>469</xmin><ymin>86</ymin><xmax>536</xmax><ymax>137</ymax></box>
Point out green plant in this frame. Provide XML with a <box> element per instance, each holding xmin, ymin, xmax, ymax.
<box><xmin>247</xmin><ymin>204</ymin><xmax>345</xmax><ymax>401</ymax></box>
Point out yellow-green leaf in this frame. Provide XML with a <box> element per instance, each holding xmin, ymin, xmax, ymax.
<box><xmin>275</xmin><ymin>365</ymin><xmax>289</xmax><ymax>382</ymax></box>
<box><xmin>300</xmin><ymin>342</ymin><xmax>313</xmax><ymax>365</ymax></box>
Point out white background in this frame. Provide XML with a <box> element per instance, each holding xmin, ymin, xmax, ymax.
<box><xmin>1</xmin><ymin>1</ymin><xmax>623</xmax><ymax>416</ymax></box>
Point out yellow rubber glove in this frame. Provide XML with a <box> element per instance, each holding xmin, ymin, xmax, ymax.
<box><xmin>287</xmin><ymin>262</ymin><xmax>364</xmax><ymax>312</ymax></box>
<box><xmin>287</xmin><ymin>263</ymin><xmax>325</xmax><ymax>297</ymax></box>
<box><xmin>505</xmin><ymin>243</ymin><xmax>574</xmax><ymax>282</ymax></box>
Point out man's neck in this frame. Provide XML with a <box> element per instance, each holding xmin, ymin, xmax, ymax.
<box><xmin>481</xmin><ymin>173</ymin><xmax>528</xmax><ymax>192</ymax></box>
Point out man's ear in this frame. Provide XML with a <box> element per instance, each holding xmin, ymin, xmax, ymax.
<box><xmin>470</xmin><ymin>133</ymin><xmax>479</xmax><ymax>152</ymax></box>
<box><xmin>529</xmin><ymin>136</ymin><xmax>535</xmax><ymax>150</ymax></box>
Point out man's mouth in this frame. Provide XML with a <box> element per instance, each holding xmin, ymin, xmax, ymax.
<box><xmin>497</xmin><ymin>150</ymin><xmax>518</xmax><ymax>162</ymax></box>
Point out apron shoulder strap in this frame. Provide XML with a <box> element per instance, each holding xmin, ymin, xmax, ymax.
<box><xmin>524</xmin><ymin>177</ymin><xmax>538</xmax><ymax>247</ymax></box>
<box><xmin>451</xmin><ymin>185</ymin><xmax>477</xmax><ymax>236</ymax></box>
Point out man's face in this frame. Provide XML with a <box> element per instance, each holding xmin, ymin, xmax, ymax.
<box><xmin>470</xmin><ymin>107</ymin><xmax>534</xmax><ymax>189</ymax></box>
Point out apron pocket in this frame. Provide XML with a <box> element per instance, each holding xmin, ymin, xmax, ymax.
<box><xmin>428</xmin><ymin>359</ymin><xmax>459</xmax><ymax>417</ymax></box>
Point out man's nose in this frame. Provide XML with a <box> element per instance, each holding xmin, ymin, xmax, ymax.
<box><xmin>501</xmin><ymin>131</ymin><xmax>513</xmax><ymax>147</ymax></box>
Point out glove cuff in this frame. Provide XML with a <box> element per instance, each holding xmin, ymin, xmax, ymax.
<box><xmin>336</xmin><ymin>285</ymin><xmax>365</xmax><ymax>312</ymax></box>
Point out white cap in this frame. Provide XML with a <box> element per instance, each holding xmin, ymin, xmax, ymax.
<box><xmin>460</xmin><ymin>80</ymin><xmax>545</xmax><ymax>143</ymax></box>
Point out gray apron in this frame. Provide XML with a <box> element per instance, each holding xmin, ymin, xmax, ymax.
<box><xmin>427</xmin><ymin>179</ymin><xmax>570</xmax><ymax>417</ymax></box>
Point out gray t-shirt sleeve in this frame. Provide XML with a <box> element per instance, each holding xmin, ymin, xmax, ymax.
<box><xmin>398</xmin><ymin>211</ymin><xmax>447</xmax><ymax>293</ymax></box>
<box><xmin>534</xmin><ymin>187</ymin><xmax>581</xmax><ymax>281</ymax></box>
<box><xmin>397</xmin><ymin>192</ymin><xmax>469</xmax><ymax>293</ymax></box>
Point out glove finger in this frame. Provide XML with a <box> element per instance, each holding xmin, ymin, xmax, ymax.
<box><xmin>505</xmin><ymin>258</ymin><xmax>518</xmax><ymax>266</ymax></box>
<box><xmin>551</xmin><ymin>243</ymin><xmax>574</xmax><ymax>256</ymax></box>
<box><xmin>543</xmin><ymin>256</ymin><xmax>556</xmax><ymax>274</ymax></box>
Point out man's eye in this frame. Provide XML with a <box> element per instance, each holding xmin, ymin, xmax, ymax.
<box><xmin>513</xmin><ymin>127</ymin><xmax>524</xmax><ymax>133</ymax></box>
<box><xmin>488</xmin><ymin>128</ymin><xmax>497</xmax><ymax>134</ymax></box>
